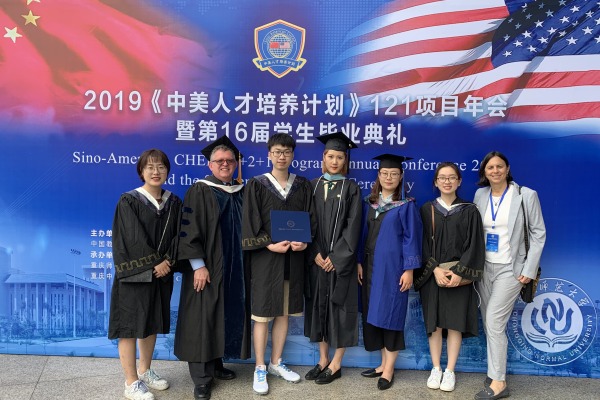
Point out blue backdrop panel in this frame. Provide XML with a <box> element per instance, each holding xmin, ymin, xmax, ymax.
<box><xmin>1</xmin><ymin>0</ymin><xmax>599</xmax><ymax>378</ymax></box>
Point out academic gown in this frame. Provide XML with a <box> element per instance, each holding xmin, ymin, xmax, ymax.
<box><xmin>242</xmin><ymin>173</ymin><xmax>316</xmax><ymax>317</ymax></box>
<box><xmin>305</xmin><ymin>177</ymin><xmax>362</xmax><ymax>348</ymax></box>
<box><xmin>360</xmin><ymin>198</ymin><xmax>422</xmax><ymax>350</ymax></box>
<box><xmin>414</xmin><ymin>198</ymin><xmax>485</xmax><ymax>338</ymax></box>
<box><xmin>108</xmin><ymin>189</ymin><xmax>182</xmax><ymax>339</ymax></box>
<box><xmin>174</xmin><ymin>176</ymin><xmax>250</xmax><ymax>362</ymax></box>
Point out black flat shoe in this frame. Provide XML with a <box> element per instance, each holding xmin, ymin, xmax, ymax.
<box><xmin>305</xmin><ymin>364</ymin><xmax>324</xmax><ymax>380</ymax></box>
<box><xmin>361</xmin><ymin>368</ymin><xmax>383</xmax><ymax>378</ymax></box>
<box><xmin>484</xmin><ymin>376</ymin><xmax>492</xmax><ymax>387</ymax></box>
<box><xmin>214</xmin><ymin>367</ymin><xmax>236</xmax><ymax>380</ymax></box>
<box><xmin>194</xmin><ymin>383</ymin><xmax>212</xmax><ymax>399</ymax></box>
<box><xmin>474</xmin><ymin>386</ymin><xmax>510</xmax><ymax>400</ymax></box>
<box><xmin>315</xmin><ymin>368</ymin><xmax>341</xmax><ymax>384</ymax></box>
<box><xmin>377</xmin><ymin>376</ymin><xmax>394</xmax><ymax>390</ymax></box>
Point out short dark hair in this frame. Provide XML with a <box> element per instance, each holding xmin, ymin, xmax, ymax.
<box><xmin>477</xmin><ymin>151</ymin><xmax>514</xmax><ymax>187</ymax></box>
<box><xmin>433</xmin><ymin>162</ymin><xmax>462</xmax><ymax>188</ymax></box>
<box><xmin>268</xmin><ymin>133</ymin><xmax>296</xmax><ymax>151</ymax></box>
<box><xmin>136</xmin><ymin>149</ymin><xmax>170</xmax><ymax>182</ymax></box>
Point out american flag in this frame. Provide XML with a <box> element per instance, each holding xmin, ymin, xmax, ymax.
<box><xmin>325</xmin><ymin>0</ymin><xmax>600</xmax><ymax>131</ymax></box>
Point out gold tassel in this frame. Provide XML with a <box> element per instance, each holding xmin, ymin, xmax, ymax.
<box><xmin>236</xmin><ymin>154</ymin><xmax>243</xmax><ymax>184</ymax></box>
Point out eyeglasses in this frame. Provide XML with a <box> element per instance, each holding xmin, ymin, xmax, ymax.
<box><xmin>144</xmin><ymin>165</ymin><xmax>167</xmax><ymax>173</ymax></box>
<box><xmin>270</xmin><ymin>150</ymin><xmax>293</xmax><ymax>158</ymax></box>
<box><xmin>379</xmin><ymin>171</ymin><xmax>401</xmax><ymax>179</ymax></box>
<box><xmin>210</xmin><ymin>158</ymin><xmax>236</xmax><ymax>166</ymax></box>
<box><xmin>436</xmin><ymin>176</ymin><xmax>459</xmax><ymax>183</ymax></box>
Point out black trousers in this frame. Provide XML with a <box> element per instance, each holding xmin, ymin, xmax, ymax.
<box><xmin>188</xmin><ymin>358</ymin><xmax>224</xmax><ymax>385</ymax></box>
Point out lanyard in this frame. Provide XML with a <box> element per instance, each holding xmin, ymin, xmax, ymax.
<box><xmin>489</xmin><ymin>185</ymin><xmax>509</xmax><ymax>229</ymax></box>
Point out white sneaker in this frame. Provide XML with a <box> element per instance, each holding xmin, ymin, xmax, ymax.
<box><xmin>253</xmin><ymin>365</ymin><xmax>269</xmax><ymax>395</ymax></box>
<box><xmin>440</xmin><ymin>369</ymin><xmax>456</xmax><ymax>392</ymax></box>
<box><xmin>427</xmin><ymin>367</ymin><xmax>443</xmax><ymax>389</ymax></box>
<box><xmin>268</xmin><ymin>358</ymin><xmax>301</xmax><ymax>383</ymax></box>
<box><xmin>124</xmin><ymin>380</ymin><xmax>155</xmax><ymax>400</ymax></box>
<box><xmin>138</xmin><ymin>368</ymin><xmax>169</xmax><ymax>390</ymax></box>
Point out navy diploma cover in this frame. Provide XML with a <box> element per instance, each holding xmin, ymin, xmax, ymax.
<box><xmin>270</xmin><ymin>210</ymin><xmax>312</xmax><ymax>243</ymax></box>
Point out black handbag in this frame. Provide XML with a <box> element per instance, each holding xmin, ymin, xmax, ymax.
<box><xmin>519</xmin><ymin>187</ymin><xmax>540</xmax><ymax>303</ymax></box>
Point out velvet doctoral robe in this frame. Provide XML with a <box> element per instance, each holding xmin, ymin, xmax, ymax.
<box><xmin>108</xmin><ymin>189</ymin><xmax>182</xmax><ymax>339</ymax></box>
<box><xmin>360</xmin><ymin>199</ymin><xmax>422</xmax><ymax>335</ymax></box>
<box><xmin>242</xmin><ymin>173</ymin><xmax>316</xmax><ymax>317</ymax></box>
<box><xmin>414</xmin><ymin>198</ymin><xmax>485</xmax><ymax>338</ymax></box>
<box><xmin>306</xmin><ymin>176</ymin><xmax>362</xmax><ymax>348</ymax></box>
<box><xmin>174</xmin><ymin>175</ymin><xmax>250</xmax><ymax>362</ymax></box>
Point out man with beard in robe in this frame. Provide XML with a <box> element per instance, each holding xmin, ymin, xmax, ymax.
<box><xmin>175</xmin><ymin>136</ymin><xmax>250</xmax><ymax>400</ymax></box>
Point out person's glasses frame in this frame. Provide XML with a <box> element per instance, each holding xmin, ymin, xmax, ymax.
<box><xmin>144</xmin><ymin>165</ymin><xmax>168</xmax><ymax>173</ymax></box>
<box><xmin>270</xmin><ymin>150</ymin><xmax>294</xmax><ymax>158</ymax></box>
<box><xmin>210</xmin><ymin>158</ymin><xmax>237</xmax><ymax>166</ymax></box>
<box><xmin>436</xmin><ymin>176</ymin><xmax>459</xmax><ymax>183</ymax></box>
<box><xmin>379</xmin><ymin>171</ymin><xmax>401</xmax><ymax>179</ymax></box>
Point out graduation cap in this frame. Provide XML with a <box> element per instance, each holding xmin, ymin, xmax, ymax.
<box><xmin>373</xmin><ymin>154</ymin><xmax>412</xmax><ymax>169</ymax></box>
<box><xmin>201</xmin><ymin>135</ymin><xmax>243</xmax><ymax>162</ymax></box>
<box><xmin>316</xmin><ymin>132</ymin><xmax>358</xmax><ymax>152</ymax></box>
<box><xmin>373</xmin><ymin>154</ymin><xmax>413</xmax><ymax>199</ymax></box>
<box><xmin>201</xmin><ymin>136</ymin><xmax>244</xmax><ymax>184</ymax></box>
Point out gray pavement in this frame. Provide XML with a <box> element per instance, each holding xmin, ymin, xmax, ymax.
<box><xmin>1</xmin><ymin>354</ymin><xmax>599</xmax><ymax>400</ymax></box>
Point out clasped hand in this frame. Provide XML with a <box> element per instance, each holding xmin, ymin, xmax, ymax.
<box><xmin>153</xmin><ymin>259</ymin><xmax>171</xmax><ymax>278</ymax></box>
<box><xmin>315</xmin><ymin>253</ymin><xmax>335</xmax><ymax>272</ymax></box>
<box><xmin>433</xmin><ymin>267</ymin><xmax>461</xmax><ymax>287</ymax></box>
<box><xmin>267</xmin><ymin>241</ymin><xmax>307</xmax><ymax>253</ymax></box>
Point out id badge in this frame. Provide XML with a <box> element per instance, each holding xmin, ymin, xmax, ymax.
<box><xmin>486</xmin><ymin>233</ymin><xmax>499</xmax><ymax>252</ymax></box>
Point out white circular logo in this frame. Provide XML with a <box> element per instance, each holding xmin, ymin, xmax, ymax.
<box><xmin>508</xmin><ymin>278</ymin><xmax>597</xmax><ymax>366</ymax></box>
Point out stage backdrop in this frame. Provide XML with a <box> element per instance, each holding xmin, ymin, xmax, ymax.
<box><xmin>1</xmin><ymin>0</ymin><xmax>599</xmax><ymax>378</ymax></box>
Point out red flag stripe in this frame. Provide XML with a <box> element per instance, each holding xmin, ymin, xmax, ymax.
<box><xmin>340</xmin><ymin>32</ymin><xmax>495</xmax><ymax>69</ymax></box>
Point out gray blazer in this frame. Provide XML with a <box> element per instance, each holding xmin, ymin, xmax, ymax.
<box><xmin>474</xmin><ymin>182</ymin><xmax>546</xmax><ymax>279</ymax></box>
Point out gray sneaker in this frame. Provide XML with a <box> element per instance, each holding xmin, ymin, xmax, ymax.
<box><xmin>138</xmin><ymin>368</ymin><xmax>169</xmax><ymax>390</ymax></box>
<box><xmin>253</xmin><ymin>365</ymin><xmax>269</xmax><ymax>395</ymax></box>
<box><xmin>124</xmin><ymin>380</ymin><xmax>155</xmax><ymax>400</ymax></box>
<box><xmin>267</xmin><ymin>358</ymin><xmax>301</xmax><ymax>383</ymax></box>
<box><xmin>427</xmin><ymin>367</ymin><xmax>442</xmax><ymax>389</ymax></box>
<box><xmin>440</xmin><ymin>369</ymin><xmax>456</xmax><ymax>392</ymax></box>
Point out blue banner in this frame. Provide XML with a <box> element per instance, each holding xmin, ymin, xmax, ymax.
<box><xmin>1</xmin><ymin>0</ymin><xmax>599</xmax><ymax>378</ymax></box>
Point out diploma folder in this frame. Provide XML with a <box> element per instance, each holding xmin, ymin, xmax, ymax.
<box><xmin>270</xmin><ymin>210</ymin><xmax>312</xmax><ymax>243</ymax></box>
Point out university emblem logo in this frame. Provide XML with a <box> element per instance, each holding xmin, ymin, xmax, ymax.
<box><xmin>508</xmin><ymin>278</ymin><xmax>597</xmax><ymax>367</ymax></box>
<box><xmin>253</xmin><ymin>20</ymin><xmax>306</xmax><ymax>78</ymax></box>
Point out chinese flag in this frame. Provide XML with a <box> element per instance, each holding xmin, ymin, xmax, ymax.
<box><xmin>0</xmin><ymin>0</ymin><xmax>219</xmax><ymax>135</ymax></box>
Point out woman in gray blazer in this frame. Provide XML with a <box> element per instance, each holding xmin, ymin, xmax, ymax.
<box><xmin>473</xmin><ymin>151</ymin><xmax>546</xmax><ymax>400</ymax></box>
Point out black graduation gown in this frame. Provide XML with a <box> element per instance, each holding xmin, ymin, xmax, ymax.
<box><xmin>306</xmin><ymin>177</ymin><xmax>362</xmax><ymax>348</ymax></box>
<box><xmin>174</xmin><ymin>176</ymin><xmax>250</xmax><ymax>362</ymax></box>
<box><xmin>242</xmin><ymin>174</ymin><xmax>316</xmax><ymax>317</ymax></box>
<box><xmin>414</xmin><ymin>198</ymin><xmax>485</xmax><ymax>338</ymax></box>
<box><xmin>108</xmin><ymin>189</ymin><xmax>182</xmax><ymax>339</ymax></box>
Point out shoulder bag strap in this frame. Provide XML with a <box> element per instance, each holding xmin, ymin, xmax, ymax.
<box><xmin>157</xmin><ymin>206</ymin><xmax>172</xmax><ymax>254</ymax></box>
<box><xmin>431</xmin><ymin>203</ymin><xmax>436</xmax><ymax>256</ymax></box>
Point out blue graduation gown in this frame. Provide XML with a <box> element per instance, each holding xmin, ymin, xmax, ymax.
<box><xmin>366</xmin><ymin>200</ymin><xmax>422</xmax><ymax>331</ymax></box>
